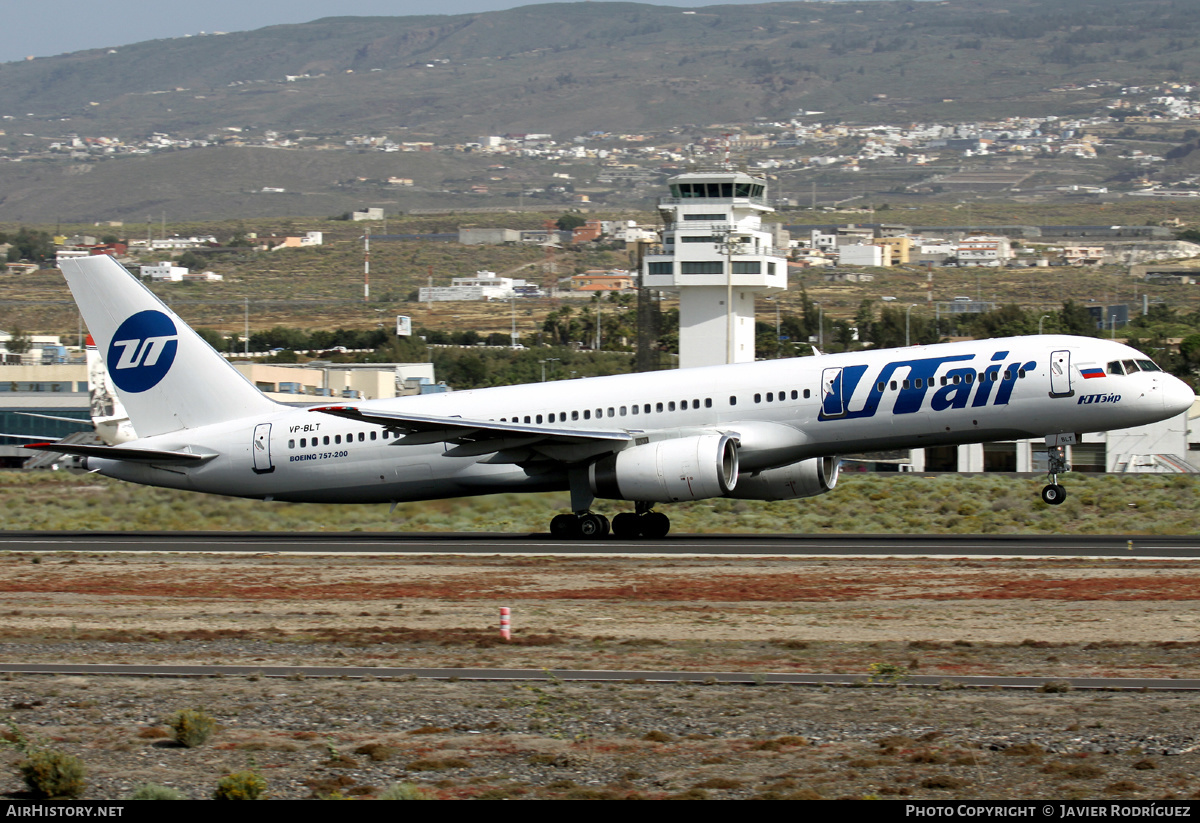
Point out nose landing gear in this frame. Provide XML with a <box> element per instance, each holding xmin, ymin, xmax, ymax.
<box><xmin>1041</xmin><ymin>441</ymin><xmax>1070</xmax><ymax>506</ymax></box>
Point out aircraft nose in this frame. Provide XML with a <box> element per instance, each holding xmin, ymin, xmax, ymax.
<box><xmin>1163</xmin><ymin>376</ymin><xmax>1196</xmax><ymax>416</ymax></box>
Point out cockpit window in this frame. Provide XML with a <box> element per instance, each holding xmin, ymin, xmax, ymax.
<box><xmin>1136</xmin><ymin>359</ymin><xmax>1162</xmax><ymax>372</ymax></box>
<box><xmin>1122</xmin><ymin>359</ymin><xmax>1140</xmax><ymax>373</ymax></box>
<box><xmin>1108</xmin><ymin>361</ymin><xmax>1125</xmax><ymax>376</ymax></box>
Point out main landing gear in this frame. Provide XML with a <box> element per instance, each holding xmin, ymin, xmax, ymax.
<box><xmin>1041</xmin><ymin>443</ymin><xmax>1069</xmax><ymax>506</ymax></box>
<box><xmin>552</xmin><ymin>466</ymin><xmax>671</xmax><ymax>539</ymax></box>
<box><xmin>549</xmin><ymin>506</ymin><xmax>671</xmax><ymax>539</ymax></box>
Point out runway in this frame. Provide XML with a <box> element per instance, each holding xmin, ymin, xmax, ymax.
<box><xmin>3</xmin><ymin>661</ymin><xmax>1200</xmax><ymax>691</ymax></box>
<box><xmin>1</xmin><ymin>530</ymin><xmax>1198</xmax><ymax>557</ymax></box>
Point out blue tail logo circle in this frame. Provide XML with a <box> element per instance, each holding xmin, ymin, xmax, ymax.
<box><xmin>107</xmin><ymin>310</ymin><xmax>179</xmax><ymax>393</ymax></box>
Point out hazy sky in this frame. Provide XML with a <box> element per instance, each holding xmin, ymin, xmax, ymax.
<box><xmin>2</xmin><ymin>0</ymin><xmax>782</xmax><ymax>64</ymax></box>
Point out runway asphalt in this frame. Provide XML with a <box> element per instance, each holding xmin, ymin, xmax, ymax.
<box><xmin>0</xmin><ymin>530</ymin><xmax>1197</xmax><ymax>557</ymax></box>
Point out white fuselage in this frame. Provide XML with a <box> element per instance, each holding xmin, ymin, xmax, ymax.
<box><xmin>88</xmin><ymin>335</ymin><xmax>1193</xmax><ymax>504</ymax></box>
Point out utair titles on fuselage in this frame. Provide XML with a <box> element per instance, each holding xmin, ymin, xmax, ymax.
<box><xmin>32</xmin><ymin>255</ymin><xmax>1195</xmax><ymax>539</ymax></box>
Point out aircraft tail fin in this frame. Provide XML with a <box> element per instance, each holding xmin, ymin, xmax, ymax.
<box><xmin>60</xmin><ymin>256</ymin><xmax>279</xmax><ymax>437</ymax></box>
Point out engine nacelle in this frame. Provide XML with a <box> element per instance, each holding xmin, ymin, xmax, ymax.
<box><xmin>726</xmin><ymin>456</ymin><xmax>839</xmax><ymax>501</ymax></box>
<box><xmin>589</xmin><ymin>434</ymin><xmax>739</xmax><ymax>503</ymax></box>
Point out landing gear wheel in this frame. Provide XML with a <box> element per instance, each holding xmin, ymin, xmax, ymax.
<box><xmin>578</xmin><ymin>513</ymin><xmax>610</xmax><ymax>538</ymax></box>
<box><xmin>1041</xmin><ymin>484</ymin><xmax>1067</xmax><ymax>506</ymax></box>
<box><xmin>550</xmin><ymin>513</ymin><xmax>580</xmax><ymax>538</ymax></box>
<box><xmin>641</xmin><ymin>511</ymin><xmax>670</xmax><ymax>539</ymax></box>
<box><xmin>611</xmin><ymin>512</ymin><xmax>641</xmax><ymax>539</ymax></box>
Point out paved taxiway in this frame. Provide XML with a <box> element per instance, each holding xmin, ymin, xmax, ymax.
<box><xmin>2</xmin><ymin>531</ymin><xmax>1199</xmax><ymax>557</ymax></box>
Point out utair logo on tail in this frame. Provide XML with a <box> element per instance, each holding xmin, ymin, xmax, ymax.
<box><xmin>106</xmin><ymin>310</ymin><xmax>179</xmax><ymax>393</ymax></box>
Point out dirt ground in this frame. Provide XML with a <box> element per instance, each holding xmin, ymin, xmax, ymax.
<box><xmin>3</xmin><ymin>552</ymin><xmax>1200</xmax><ymax>800</ymax></box>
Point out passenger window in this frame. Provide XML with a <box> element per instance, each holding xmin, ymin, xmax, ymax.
<box><xmin>803</xmin><ymin>389</ymin><xmax>810</xmax><ymax>399</ymax></box>
<box><xmin>607</xmin><ymin>408</ymin><xmax>614</xmax><ymax>418</ymax></box>
<box><xmin>766</xmin><ymin>392</ymin><xmax>773</xmax><ymax>402</ymax></box>
<box><xmin>889</xmin><ymin>381</ymin><xmax>897</xmax><ymax>391</ymax></box>
<box><xmin>692</xmin><ymin>399</ymin><xmax>699</xmax><ymax>409</ymax></box>
<box><xmin>335</xmin><ymin>435</ymin><xmax>342</xmax><ymax>444</ymax></box>
<box><xmin>705</xmin><ymin>398</ymin><xmax>712</xmax><ymax>408</ymax></box>
<box><xmin>536</xmin><ymin>414</ymin><xmax>543</xmax><ymax>423</ymax></box>
<box><xmin>902</xmin><ymin>381</ymin><xmax>910</xmax><ymax>390</ymax></box>
<box><xmin>791</xmin><ymin>390</ymin><xmax>798</xmax><ymax>400</ymax></box>
<box><xmin>370</xmin><ymin>431</ymin><xmax>377</xmax><ymax>441</ymax></box>
<box><xmin>965</xmin><ymin>374</ymin><xmax>973</xmax><ymax>384</ymax></box>
<box><xmin>877</xmin><ymin>382</ymin><xmax>886</xmax><ymax>392</ymax></box>
<box><xmin>323</xmin><ymin>436</ymin><xmax>330</xmax><ymax>445</ymax></box>
<box><xmin>524</xmin><ymin>416</ymin><xmax>531</xmax><ymax>423</ymax></box>
<box><xmin>656</xmin><ymin>402</ymin><xmax>664</xmax><ymax>412</ymax></box>
<box><xmin>668</xmin><ymin>401</ymin><xmax>676</xmax><ymax>411</ymax></box>
<box><xmin>549</xmin><ymin>413</ymin><xmax>555</xmax><ymax>423</ymax></box>
<box><xmin>620</xmin><ymin>406</ymin><xmax>627</xmax><ymax>416</ymax></box>
<box><xmin>572</xmin><ymin>411</ymin><xmax>579</xmax><ymax>421</ymax></box>
<box><xmin>754</xmin><ymin>393</ymin><xmax>762</xmax><ymax>403</ymax></box>
<box><xmin>584</xmin><ymin>410</ymin><xmax>591</xmax><ymax>419</ymax></box>
<box><xmin>729</xmin><ymin>396</ymin><xmax>737</xmax><ymax>406</ymax></box>
<box><xmin>1018</xmin><ymin>369</ymin><xmax>1026</xmax><ymax>378</ymax></box>
<box><xmin>643</xmin><ymin>404</ymin><xmax>651</xmax><ymax>413</ymax></box>
<box><xmin>289</xmin><ymin>439</ymin><xmax>296</xmax><ymax>449</ymax></box>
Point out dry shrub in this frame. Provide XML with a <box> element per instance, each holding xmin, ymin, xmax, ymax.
<box><xmin>354</xmin><ymin>742</ymin><xmax>395</xmax><ymax>761</ymax></box>
<box><xmin>1042</xmin><ymin>762</ymin><xmax>1105</xmax><ymax>779</ymax></box>
<box><xmin>167</xmin><ymin>709</ymin><xmax>216</xmax><ymax>747</ymax></box>
<box><xmin>19</xmin><ymin>749</ymin><xmax>86</xmax><ymax>799</ymax></box>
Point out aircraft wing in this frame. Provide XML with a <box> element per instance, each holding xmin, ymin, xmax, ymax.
<box><xmin>310</xmin><ymin>405</ymin><xmax>636</xmax><ymax>462</ymax></box>
<box><xmin>24</xmin><ymin>442</ymin><xmax>216</xmax><ymax>464</ymax></box>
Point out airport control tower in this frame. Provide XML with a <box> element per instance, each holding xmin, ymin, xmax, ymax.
<box><xmin>641</xmin><ymin>170</ymin><xmax>787</xmax><ymax>369</ymax></box>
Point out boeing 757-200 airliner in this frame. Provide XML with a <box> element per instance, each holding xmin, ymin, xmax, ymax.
<box><xmin>29</xmin><ymin>255</ymin><xmax>1195</xmax><ymax>538</ymax></box>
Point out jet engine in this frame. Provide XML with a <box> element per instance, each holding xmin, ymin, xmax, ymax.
<box><xmin>588</xmin><ymin>433</ymin><xmax>739</xmax><ymax>502</ymax></box>
<box><xmin>725</xmin><ymin>456</ymin><xmax>839</xmax><ymax>501</ymax></box>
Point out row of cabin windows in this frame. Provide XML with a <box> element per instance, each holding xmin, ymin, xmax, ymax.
<box><xmin>289</xmin><ymin>430</ymin><xmax>398</xmax><ymax>449</ymax></box>
<box><xmin>751</xmin><ymin>389</ymin><xmax>811</xmax><ymax>404</ymax></box>
<box><xmin>500</xmin><ymin>388</ymin><xmax>821</xmax><ymax>424</ymax></box>
<box><xmin>500</xmin><ymin>397</ymin><xmax>715</xmax><ymax>424</ymax></box>
<box><xmin>874</xmin><ymin>369</ymin><xmax>1029</xmax><ymax>393</ymax></box>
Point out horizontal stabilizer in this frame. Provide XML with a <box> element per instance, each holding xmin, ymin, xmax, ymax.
<box><xmin>24</xmin><ymin>442</ymin><xmax>214</xmax><ymax>464</ymax></box>
<box><xmin>15</xmin><ymin>412</ymin><xmax>93</xmax><ymax>426</ymax></box>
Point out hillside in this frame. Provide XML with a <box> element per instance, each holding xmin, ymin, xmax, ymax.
<box><xmin>2</xmin><ymin>0</ymin><xmax>1198</xmax><ymax>141</ymax></box>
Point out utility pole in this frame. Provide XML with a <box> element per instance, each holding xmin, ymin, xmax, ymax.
<box><xmin>363</xmin><ymin>226</ymin><xmax>370</xmax><ymax>303</ymax></box>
